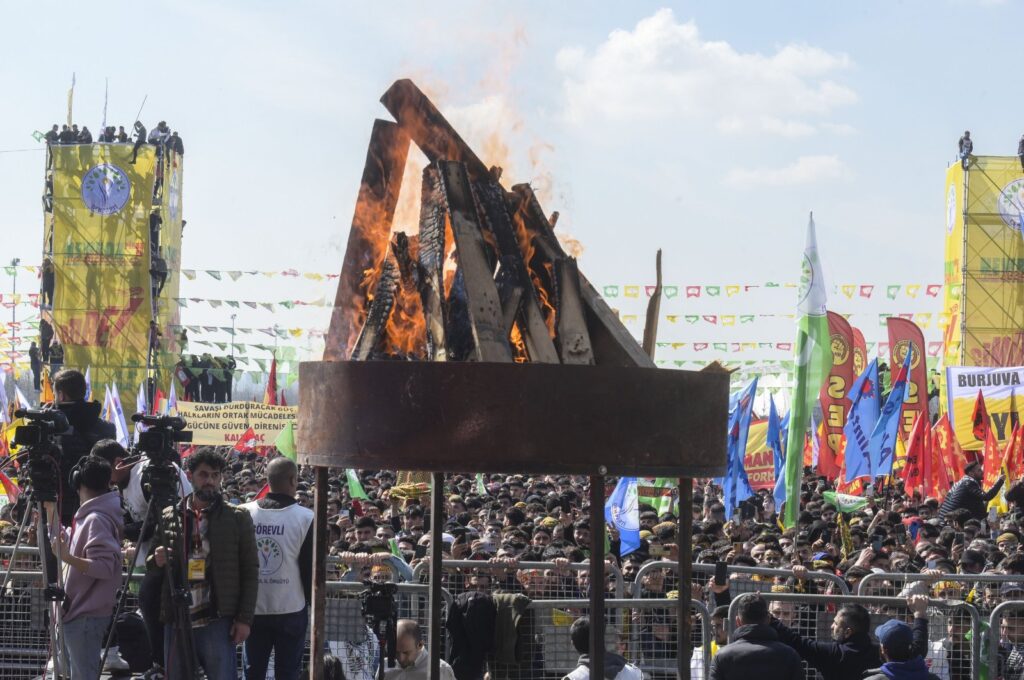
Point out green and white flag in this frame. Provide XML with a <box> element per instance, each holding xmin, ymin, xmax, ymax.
<box><xmin>783</xmin><ymin>214</ymin><xmax>833</xmax><ymax>527</ymax></box>
<box><xmin>346</xmin><ymin>469</ymin><xmax>369</xmax><ymax>500</ymax></box>
<box><xmin>476</xmin><ymin>473</ymin><xmax>488</xmax><ymax>496</ymax></box>
<box><xmin>823</xmin><ymin>491</ymin><xmax>869</xmax><ymax>514</ymax></box>
<box><xmin>640</xmin><ymin>478</ymin><xmax>677</xmax><ymax>516</ymax></box>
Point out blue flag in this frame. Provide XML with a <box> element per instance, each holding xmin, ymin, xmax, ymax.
<box><xmin>773</xmin><ymin>408</ymin><xmax>790</xmax><ymax>508</ymax></box>
<box><xmin>767</xmin><ymin>396</ymin><xmax>784</xmax><ymax>482</ymax></box>
<box><xmin>605</xmin><ymin>477</ymin><xmax>641</xmax><ymax>556</ymax></box>
<box><xmin>868</xmin><ymin>350</ymin><xmax>912</xmax><ymax>475</ymax></box>
<box><xmin>844</xmin><ymin>359</ymin><xmax>881</xmax><ymax>481</ymax></box>
<box><xmin>723</xmin><ymin>378</ymin><xmax>758</xmax><ymax>519</ymax></box>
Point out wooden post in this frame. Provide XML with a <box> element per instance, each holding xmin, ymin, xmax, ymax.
<box><xmin>429</xmin><ymin>472</ymin><xmax>445</xmax><ymax>679</ymax></box>
<box><xmin>678</xmin><ymin>478</ymin><xmax>694</xmax><ymax>680</ymax></box>
<box><xmin>323</xmin><ymin>120</ymin><xmax>410</xmax><ymax>361</ymax></box>
<box><xmin>309</xmin><ymin>467</ymin><xmax>329</xmax><ymax>680</ymax></box>
<box><xmin>589</xmin><ymin>474</ymin><xmax>605</xmax><ymax>680</ymax></box>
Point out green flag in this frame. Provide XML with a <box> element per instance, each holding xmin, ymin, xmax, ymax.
<box><xmin>641</xmin><ymin>478</ymin><xmax>676</xmax><ymax>516</ymax></box>
<box><xmin>475</xmin><ymin>473</ymin><xmax>488</xmax><ymax>496</ymax></box>
<box><xmin>783</xmin><ymin>214</ymin><xmax>833</xmax><ymax>527</ymax></box>
<box><xmin>388</xmin><ymin>538</ymin><xmax>402</xmax><ymax>558</ymax></box>
<box><xmin>346</xmin><ymin>469</ymin><xmax>369</xmax><ymax>500</ymax></box>
<box><xmin>274</xmin><ymin>421</ymin><xmax>296</xmax><ymax>461</ymax></box>
<box><xmin>823</xmin><ymin>491</ymin><xmax>869</xmax><ymax>514</ymax></box>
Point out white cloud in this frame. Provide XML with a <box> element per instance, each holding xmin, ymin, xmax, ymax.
<box><xmin>725</xmin><ymin>155</ymin><xmax>848</xmax><ymax>186</ymax></box>
<box><xmin>556</xmin><ymin>8</ymin><xmax>856</xmax><ymax>136</ymax></box>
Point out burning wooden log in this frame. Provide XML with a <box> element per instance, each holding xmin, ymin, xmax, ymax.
<box><xmin>476</xmin><ymin>179</ymin><xmax>559</xmax><ymax>363</ymax></box>
<box><xmin>436</xmin><ymin>160</ymin><xmax>512</xmax><ymax>362</ymax></box>
<box><xmin>642</xmin><ymin>249</ymin><xmax>663</xmax><ymax>359</ymax></box>
<box><xmin>349</xmin><ymin>254</ymin><xmax>399</xmax><ymax>360</ymax></box>
<box><xmin>511</xmin><ymin>183</ymin><xmax>655</xmax><ymax>368</ymax></box>
<box><xmin>553</xmin><ymin>257</ymin><xmax>595</xmax><ymax>365</ymax></box>
<box><xmin>324</xmin><ymin>120</ymin><xmax>410</xmax><ymax>361</ymax></box>
<box><xmin>416</xmin><ymin>167</ymin><xmax>448</xmax><ymax>361</ymax></box>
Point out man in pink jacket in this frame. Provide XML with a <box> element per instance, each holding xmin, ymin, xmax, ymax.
<box><xmin>51</xmin><ymin>455</ymin><xmax>124</xmax><ymax>679</ymax></box>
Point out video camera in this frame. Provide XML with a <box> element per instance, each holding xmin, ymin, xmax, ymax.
<box><xmin>359</xmin><ymin>581</ymin><xmax>398</xmax><ymax>624</ymax></box>
<box><xmin>132</xmin><ymin>413</ymin><xmax>192</xmax><ymax>461</ymax></box>
<box><xmin>11</xmin><ymin>408</ymin><xmax>69</xmax><ymax>501</ymax></box>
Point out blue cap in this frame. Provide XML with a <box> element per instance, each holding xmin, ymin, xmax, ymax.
<box><xmin>875</xmin><ymin>620</ymin><xmax>913</xmax><ymax>652</ymax></box>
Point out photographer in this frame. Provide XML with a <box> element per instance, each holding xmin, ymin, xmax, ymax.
<box><xmin>150</xmin><ymin>448</ymin><xmax>258</xmax><ymax>680</ymax></box>
<box><xmin>91</xmin><ymin>439</ymin><xmax>192</xmax><ymax>678</ymax></box>
<box><xmin>51</xmin><ymin>455</ymin><xmax>123</xmax><ymax>679</ymax></box>
<box><xmin>52</xmin><ymin>369</ymin><xmax>116</xmax><ymax>527</ymax></box>
<box><xmin>241</xmin><ymin>456</ymin><xmax>313</xmax><ymax>680</ymax></box>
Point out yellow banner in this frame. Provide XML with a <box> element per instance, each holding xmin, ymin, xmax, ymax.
<box><xmin>946</xmin><ymin>365</ymin><xmax>1023</xmax><ymax>450</ymax></box>
<box><xmin>943</xmin><ymin>157</ymin><xmax>1024</xmax><ymax>372</ymax></box>
<box><xmin>50</xmin><ymin>144</ymin><xmax>156</xmax><ymax>392</ymax></box>
<box><xmin>175</xmin><ymin>401</ymin><xmax>297</xmax><ymax>446</ymax></box>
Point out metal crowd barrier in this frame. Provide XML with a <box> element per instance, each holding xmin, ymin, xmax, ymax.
<box><xmin>633</xmin><ymin>560</ymin><xmax>851</xmax><ymax>597</ymax></box>
<box><xmin>726</xmin><ymin>592</ymin><xmax>981</xmax><ymax>680</ymax></box>
<box><xmin>858</xmin><ymin>572</ymin><xmax>1023</xmax><ymax>615</ymax></box>
<box><xmin>518</xmin><ymin>597</ymin><xmax>712</xmax><ymax>680</ymax></box>
<box><xmin>412</xmin><ymin>558</ymin><xmax>626</xmax><ymax>599</ymax></box>
<box><xmin>986</xmin><ymin>600</ymin><xmax>1024</xmax><ymax>680</ymax></box>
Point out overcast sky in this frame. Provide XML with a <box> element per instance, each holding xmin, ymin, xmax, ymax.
<box><xmin>1</xmin><ymin>0</ymin><xmax>1020</xmax><ymax>380</ymax></box>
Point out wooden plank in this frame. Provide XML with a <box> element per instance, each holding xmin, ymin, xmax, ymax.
<box><xmin>642</xmin><ymin>249</ymin><xmax>663</xmax><ymax>359</ymax></box>
<box><xmin>348</xmin><ymin>254</ymin><xmax>398</xmax><ymax>360</ymax></box>
<box><xmin>554</xmin><ymin>257</ymin><xmax>595</xmax><ymax>365</ymax></box>
<box><xmin>380</xmin><ymin>80</ymin><xmax>490</xmax><ymax>180</ymax></box>
<box><xmin>309</xmin><ymin>467</ymin><xmax>328</xmax><ymax>680</ymax></box>
<box><xmin>436</xmin><ymin>161</ymin><xmax>512</xmax><ymax>362</ymax></box>
<box><xmin>417</xmin><ymin>167</ymin><xmax>448</xmax><ymax>361</ymax></box>
<box><xmin>511</xmin><ymin>183</ymin><xmax>655</xmax><ymax>368</ymax></box>
<box><xmin>323</xmin><ymin>120</ymin><xmax>410</xmax><ymax>361</ymax></box>
<box><xmin>499</xmin><ymin>283</ymin><xmax>524</xmax><ymax>337</ymax></box>
<box><xmin>476</xmin><ymin>180</ymin><xmax>560</xmax><ymax>364</ymax></box>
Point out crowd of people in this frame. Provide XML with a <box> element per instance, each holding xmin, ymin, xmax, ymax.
<box><xmin>8</xmin><ymin>367</ymin><xmax>1024</xmax><ymax>679</ymax></box>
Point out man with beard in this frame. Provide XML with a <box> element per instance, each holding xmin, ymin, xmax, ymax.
<box><xmin>53</xmin><ymin>369</ymin><xmax>117</xmax><ymax>526</ymax></box>
<box><xmin>151</xmin><ymin>448</ymin><xmax>258</xmax><ymax>680</ymax></box>
<box><xmin>769</xmin><ymin>602</ymin><xmax>881</xmax><ymax>680</ymax></box>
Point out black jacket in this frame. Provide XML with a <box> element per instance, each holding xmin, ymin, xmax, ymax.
<box><xmin>710</xmin><ymin>623</ymin><xmax>803</xmax><ymax>680</ymax></box>
<box><xmin>446</xmin><ymin>590</ymin><xmax>495</xmax><ymax>680</ymax></box>
<box><xmin>56</xmin><ymin>400</ymin><xmax>117</xmax><ymax>526</ymax></box>
<box><xmin>939</xmin><ymin>475</ymin><xmax>1003</xmax><ymax>520</ymax></box>
<box><xmin>770</xmin><ymin>616</ymin><xmax>881</xmax><ymax>680</ymax></box>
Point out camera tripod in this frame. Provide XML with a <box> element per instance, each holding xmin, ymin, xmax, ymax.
<box><xmin>361</xmin><ymin>582</ymin><xmax>398</xmax><ymax>680</ymax></box>
<box><xmin>99</xmin><ymin>456</ymin><xmax>198</xmax><ymax>680</ymax></box>
<box><xmin>0</xmin><ymin>457</ymin><xmax>69</xmax><ymax>679</ymax></box>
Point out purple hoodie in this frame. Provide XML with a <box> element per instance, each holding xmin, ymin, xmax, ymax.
<box><xmin>63</xmin><ymin>490</ymin><xmax>123</xmax><ymax>622</ymax></box>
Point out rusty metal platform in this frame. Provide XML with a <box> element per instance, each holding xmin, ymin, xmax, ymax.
<box><xmin>297</xmin><ymin>360</ymin><xmax>728</xmax><ymax>477</ymax></box>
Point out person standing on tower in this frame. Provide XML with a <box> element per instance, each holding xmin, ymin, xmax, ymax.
<box><xmin>959</xmin><ymin>130</ymin><xmax>973</xmax><ymax>170</ymax></box>
<box><xmin>1017</xmin><ymin>134</ymin><xmax>1024</xmax><ymax>172</ymax></box>
<box><xmin>130</xmin><ymin>121</ymin><xmax>147</xmax><ymax>164</ymax></box>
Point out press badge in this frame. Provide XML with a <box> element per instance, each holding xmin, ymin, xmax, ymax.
<box><xmin>188</xmin><ymin>553</ymin><xmax>206</xmax><ymax>581</ymax></box>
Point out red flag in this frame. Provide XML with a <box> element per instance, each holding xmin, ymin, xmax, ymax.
<box><xmin>927</xmin><ymin>423</ymin><xmax>951</xmax><ymax>497</ymax></box>
<box><xmin>933</xmin><ymin>414</ymin><xmax>965</xmax><ymax>481</ymax></box>
<box><xmin>179</xmin><ymin>445</ymin><xmax>197</xmax><ymax>458</ymax></box>
<box><xmin>254</xmin><ymin>483</ymin><xmax>270</xmax><ymax>500</ymax></box>
<box><xmin>263</xmin><ymin>356</ymin><xmax>278</xmax><ymax>406</ymax></box>
<box><xmin>818</xmin><ymin>312</ymin><xmax>855</xmax><ymax>480</ymax></box>
<box><xmin>903</xmin><ymin>414</ymin><xmax>928</xmax><ymax>494</ymax></box>
<box><xmin>0</xmin><ymin>471</ymin><xmax>20</xmax><ymax>503</ymax></box>
<box><xmin>153</xmin><ymin>389</ymin><xmax>165</xmax><ymax>415</ymax></box>
<box><xmin>234</xmin><ymin>427</ymin><xmax>259</xmax><ymax>453</ymax></box>
<box><xmin>851</xmin><ymin>326</ymin><xmax>868</xmax><ymax>378</ymax></box>
<box><xmin>279</xmin><ymin>389</ymin><xmax>287</xmax><ymax>407</ymax></box>
<box><xmin>975</xmin><ymin>391</ymin><xmax>1004</xmax><ymax>489</ymax></box>
<box><xmin>1003</xmin><ymin>424</ymin><xmax>1024</xmax><ymax>481</ymax></box>
<box><xmin>887</xmin><ymin>317</ymin><xmax>929</xmax><ymax>443</ymax></box>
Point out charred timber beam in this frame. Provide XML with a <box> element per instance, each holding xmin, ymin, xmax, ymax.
<box><xmin>642</xmin><ymin>249</ymin><xmax>663</xmax><ymax>359</ymax></box>
<box><xmin>477</xmin><ymin>180</ymin><xmax>560</xmax><ymax>364</ymax></box>
<box><xmin>324</xmin><ymin>120</ymin><xmax>410</xmax><ymax>361</ymax></box>
<box><xmin>349</xmin><ymin>255</ymin><xmax>399</xmax><ymax>360</ymax></box>
<box><xmin>499</xmin><ymin>283</ymin><xmax>524</xmax><ymax>337</ymax></box>
<box><xmin>554</xmin><ymin>257</ymin><xmax>595</xmax><ymax>365</ymax></box>
<box><xmin>510</xmin><ymin>183</ymin><xmax>655</xmax><ymax>368</ymax></box>
<box><xmin>380</xmin><ymin>80</ymin><xmax>490</xmax><ymax>181</ymax></box>
<box><xmin>436</xmin><ymin>161</ymin><xmax>512</xmax><ymax>362</ymax></box>
<box><xmin>417</xmin><ymin>167</ymin><xmax>448</xmax><ymax>361</ymax></box>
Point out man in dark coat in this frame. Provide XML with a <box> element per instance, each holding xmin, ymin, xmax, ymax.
<box><xmin>770</xmin><ymin>602</ymin><xmax>881</xmax><ymax>680</ymax></box>
<box><xmin>939</xmin><ymin>461</ymin><xmax>1004</xmax><ymax>520</ymax></box>
<box><xmin>862</xmin><ymin>616</ymin><xmax>940</xmax><ymax>680</ymax></box>
<box><xmin>711</xmin><ymin>594</ymin><xmax>802</xmax><ymax>680</ymax></box>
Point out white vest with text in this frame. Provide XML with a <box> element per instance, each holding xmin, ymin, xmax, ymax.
<box><xmin>241</xmin><ymin>501</ymin><xmax>313</xmax><ymax>615</ymax></box>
